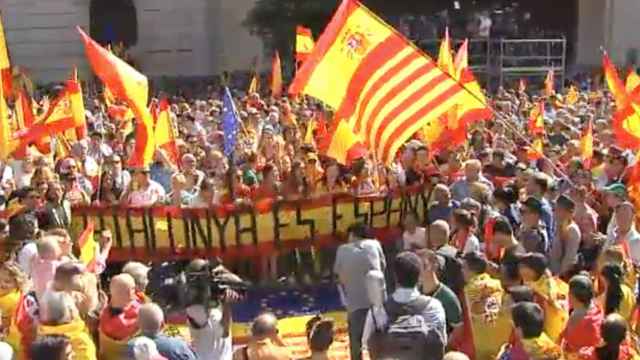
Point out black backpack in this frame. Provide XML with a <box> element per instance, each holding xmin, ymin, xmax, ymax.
<box><xmin>436</xmin><ymin>247</ymin><xmax>465</xmax><ymax>296</ymax></box>
<box><xmin>368</xmin><ymin>296</ymin><xmax>445</xmax><ymax>360</ymax></box>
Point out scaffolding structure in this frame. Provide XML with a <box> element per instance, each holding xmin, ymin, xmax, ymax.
<box><xmin>415</xmin><ymin>37</ymin><xmax>567</xmax><ymax>91</ymax></box>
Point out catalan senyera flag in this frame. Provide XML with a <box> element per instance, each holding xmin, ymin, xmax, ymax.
<box><xmin>527</xmin><ymin>137</ymin><xmax>544</xmax><ymax>161</ymax></box>
<box><xmin>565</xmin><ymin>85</ymin><xmax>579</xmax><ymax>106</ymax></box>
<box><xmin>544</xmin><ymin>69</ymin><xmax>554</xmax><ymax>96</ymax></box>
<box><xmin>78</xmin><ymin>221</ymin><xmax>97</xmax><ymax>272</ymax></box>
<box><xmin>78</xmin><ymin>27</ymin><xmax>154</xmax><ymax>168</ymax></box>
<box><xmin>289</xmin><ymin>0</ymin><xmax>488</xmax><ymax>164</ymax></box>
<box><xmin>0</xmin><ymin>14</ymin><xmax>12</xmax><ymax>98</ymax></box>
<box><xmin>296</xmin><ymin>26</ymin><xmax>315</xmax><ymax>64</ymax></box>
<box><xmin>626</xmin><ymin>69</ymin><xmax>640</xmax><ymax>102</ymax></box>
<box><xmin>0</xmin><ymin>68</ymin><xmax>14</xmax><ymax>160</ymax></box>
<box><xmin>66</xmin><ymin>67</ymin><xmax>87</xmax><ymax>140</ymax></box>
<box><xmin>580</xmin><ymin>119</ymin><xmax>594</xmax><ymax>168</ymax></box>
<box><xmin>154</xmin><ymin>98</ymin><xmax>180</xmax><ymax>168</ymax></box>
<box><xmin>437</xmin><ymin>28</ymin><xmax>455</xmax><ymax>76</ymax></box>
<box><xmin>528</xmin><ymin>102</ymin><xmax>545</xmax><ymax>136</ymax></box>
<box><xmin>271</xmin><ymin>51</ymin><xmax>283</xmax><ymax>97</ymax></box>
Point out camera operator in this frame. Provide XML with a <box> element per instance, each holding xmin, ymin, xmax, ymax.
<box><xmin>184</xmin><ymin>259</ymin><xmax>242</xmax><ymax>360</ymax></box>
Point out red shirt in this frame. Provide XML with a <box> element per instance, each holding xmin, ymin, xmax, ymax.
<box><xmin>561</xmin><ymin>304</ymin><xmax>603</xmax><ymax>354</ymax></box>
<box><xmin>99</xmin><ymin>300</ymin><xmax>141</xmax><ymax>341</ymax></box>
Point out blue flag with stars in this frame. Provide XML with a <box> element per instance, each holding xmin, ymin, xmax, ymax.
<box><xmin>221</xmin><ymin>87</ymin><xmax>239</xmax><ymax>157</ymax></box>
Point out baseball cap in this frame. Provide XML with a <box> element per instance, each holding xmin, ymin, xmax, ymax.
<box><xmin>602</xmin><ymin>183</ymin><xmax>627</xmax><ymax>199</ymax></box>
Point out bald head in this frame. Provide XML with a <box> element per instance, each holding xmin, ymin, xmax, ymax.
<box><xmin>428</xmin><ymin>220</ymin><xmax>450</xmax><ymax>249</ymax></box>
<box><xmin>138</xmin><ymin>303</ymin><xmax>164</xmax><ymax>336</ymax></box>
<box><xmin>251</xmin><ymin>312</ymin><xmax>278</xmax><ymax>339</ymax></box>
<box><xmin>110</xmin><ymin>273</ymin><xmax>136</xmax><ymax>308</ymax></box>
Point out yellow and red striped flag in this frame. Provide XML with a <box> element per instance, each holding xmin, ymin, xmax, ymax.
<box><xmin>527</xmin><ymin>137</ymin><xmax>544</xmax><ymax>161</ymax></box>
<box><xmin>320</xmin><ymin>119</ymin><xmax>367</xmax><ymax>164</ymax></box>
<box><xmin>271</xmin><ymin>51</ymin><xmax>283</xmax><ymax>98</ymax></box>
<box><xmin>528</xmin><ymin>102</ymin><xmax>545</xmax><ymax>136</ymax></box>
<box><xmin>544</xmin><ymin>69</ymin><xmax>554</xmax><ymax>96</ymax></box>
<box><xmin>66</xmin><ymin>67</ymin><xmax>87</xmax><ymax>140</ymax></box>
<box><xmin>0</xmin><ymin>14</ymin><xmax>12</xmax><ymax>98</ymax></box>
<box><xmin>289</xmin><ymin>0</ymin><xmax>488</xmax><ymax>164</ymax></box>
<box><xmin>580</xmin><ymin>119</ymin><xmax>594</xmax><ymax>168</ymax></box>
<box><xmin>78</xmin><ymin>221</ymin><xmax>98</xmax><ymax>272</ymax></box>
<box><xmin>296</xmin><ymin>26</ymin><xmax>315</xmax><ymax>65</ymax></box>
<box><xmin>78</xmin><ymin>27</ymin><xmax>154</xmax><ymax>168</ymax></box>
<box><xmin>154</xmin><ymin>98</ymin><xmax>180</xmax><ymax>168</ymax></box>
<box><xmin>0</xmin><ymin>65</ymin><xmax>14</xmax><ymax>160</ymax></box>
<box><xmin>437</xmin><ymin>28</ymin><xmax>455</xmax><ymax>76</ymax></box>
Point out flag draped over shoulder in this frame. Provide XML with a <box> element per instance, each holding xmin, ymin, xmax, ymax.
<box><xmin>296</xmin><ymin>26</ymin><xmax>315</xmax><ymax>64</ymax></box>
<box><xmin>78</xmin><ymin>221</ymin><xmax>97</xmax><ymax>272</ymax></box>
<box><xmin>271</xmin><ymin>51</ymin><xmax>282</xmax><ymax>97</ymax></box>
<box><xmin>289</xmin><ymin>0</ymin><xmax>488</xmax><ymax>164</ymax></box>
<box><xmin>0</xmin><ymin>14</ymin><xmax>12</xmax><ymax>98</ymax></box>
<box><xmin>77</xmin><ymin>27</ymin><xmax>154</xmax><ymax>168</ymax></box>
<box><xmin>154</xmin><ymin>99</ymin><xmax>180</xmax><ymax>168</ymax></box>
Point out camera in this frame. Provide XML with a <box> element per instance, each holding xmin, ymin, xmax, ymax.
<box><xmin>147</xmin><ymin>259</ymin><xmax>249</xmax><ymax>313</ymax></box>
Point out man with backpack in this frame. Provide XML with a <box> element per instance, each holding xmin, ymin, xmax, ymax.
<box><xmin>334</xmin><ymin>223</ymin><xmax>386</xmax><ymax>360</ymax></box>
<box><xmin>362</xmin><ymin>251</ymin><xmax>446</xmax><ymax>360</ymax></box>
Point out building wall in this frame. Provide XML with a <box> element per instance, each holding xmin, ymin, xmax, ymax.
<box><xmin>1</xmin><ymin>0</ymin><xmax>262</xmax><ymax>83</ymax></box>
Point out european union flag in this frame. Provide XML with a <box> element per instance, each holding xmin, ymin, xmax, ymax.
<box><xmin>221</xmin><ymin>87</ymin><xmax>239</xmax><ymax>157</ymax></box>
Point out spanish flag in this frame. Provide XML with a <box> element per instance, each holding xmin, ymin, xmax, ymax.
<box><xmin>271</xmin><ymin>51</ymin><xmax>282</xmax><ymax>98</ymax></box>
<box><xmin>320</xmin><ymin>119</ymin><xmax>367</xmax><ymax>164</ymax></box>
<box><xmin>154</xmin><ymin>98</ymin><xmax>180</xmax><ymax>168</ymax></box>
<box><xmin>604</xmin><ymin>54</ymin><xmax>640</xmax><ymax>150</ymax></box>
<box><xmin>0</xmin><ymin>66</ymin><xmax>14</xmax><ymax>160</ymax></box>
<box><xmin>15</xmin><ymin>87</ymin><xmax>76</xmax><ymax>148</ymax></box>
<box><xmin>0</xmin><ymin>14</ymin><xmax>12</xmax><ymax>98</ymax></box>
<box><xmin>66</xmin><ymin>67</ymin><xmax>87</xmax><ymax>140</ymax></box>
<box><xmin>580</xmin><ymin>119</ymin><xmax>594</xmax><ymax>168</ymax></box>
<box><xmin>528</xmin><ymin>102</ymin><xmax>545</xmax><ymax>135</ymax></box>
<box><xmin>626</xmin><ymin>69</ymin><xmax>640</xmax><ymax>102</ymax></box>
<box><xmin>296</xmin><ymin>26</ymin><xmax>315</xmax><ymax>65</ymax></box>
<box><xmin>78</xmin><ymin>27</ymin><xmax>155</xmax><ymax>168</ymax></box>
<box><xmin>603</xmin><ymin>53</ymin><xmax>629</xmax><ymax>109</ymax></box>
<box><xmin>290</xmin><ymin>0</ymin><xmax>488</xmax><ymax>164</ymax></box>
<box><xmin>78</xmin><ymin>221</ymin><xmax>97</xmax><ymax>272</ymax></box>
<box><xmin>437</xmin><ymin>28</ymin><xmax>455</xmax><ymax>76</ymax></box>
<box><xmin>544</xmin><ymin>69</ymin><xmax>554</xmax><ymax>96</ymax></box>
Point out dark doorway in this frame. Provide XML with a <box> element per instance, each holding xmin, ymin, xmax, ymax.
<box><xmin>90</xmin><ymin>0</ymin><xmax>138</xmax><ymax>47</ymax></box>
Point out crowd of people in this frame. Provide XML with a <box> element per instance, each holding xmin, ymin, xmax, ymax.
<box><xmin>0</xmin><ymin>64</ymin><xmax>638</xmax><ymax>360</ymax></box>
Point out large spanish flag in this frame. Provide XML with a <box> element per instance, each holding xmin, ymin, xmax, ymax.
<box><xmin>604</xmin><ymin>54</ymin><xmax>640</xmax><ymax>149</ymax></box>
<box><xmin>604</xmin><ymin>53</ymin><xmax>629</xmax><ymax>109</ymax></box>
<box><xmin>66</xmin><ymin>67</ymin><xmax>87</xmax><ymax>140</ymax></box>
<box><xmin>15</xmin><ymin>87</ymin><xmax>76</xmax><ymax>147</ymax></box>
<box><xmin>289</xmin><ymin>0</ymin><xmax>487</xmax><ymax>164</ymax></box>
<box><xmin>626</xmin><ymin>69</ymin><xmax>640</xmax><ymax>102</ymax></box>
<box><xmin>0</xmin><ymin>14</ymin><xmax>12</xmax><ymax>98</ymax></box>
<box><xmin>78</xmin><ymin>27</ymin><xmax>154</xmax><ymax>167</ymax></box>
<box><xmin>154</xmin><ymin>99</ymin><xmax>180</xmax><ymax>168</ymax></box>
<box><xmin>0</xmin><ymin>68</ymin><xmax>14</xmax><ymax>160</ymax></box>
<box><xmin>296</xmin><ymin>26</ymin><xmax>315</xmax><ymax>64</ymax></box>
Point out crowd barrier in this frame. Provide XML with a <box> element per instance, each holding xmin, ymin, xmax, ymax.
<box><xmin>69</xmin><ymin>188</ymin><xmax>432</xmax><ymax>261</ymax></box>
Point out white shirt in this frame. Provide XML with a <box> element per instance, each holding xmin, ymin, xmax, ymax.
<box><xmin>127</xmin><ymin>180</ymin><xmax>166</xmax><ymax>207</ymax></box>
<box><xmin>17</xmin><ymin>242</ymin><xmax>38</xmax><ymax>276</ymax></box>
<box><xmin>403</xmin><ymin>227</ymin><xmax>427</xmax><ymax>250</ymax></box>
<box><xmin>463</xmin><ymin>234</ymin><xmax>481</xmax><ymax>255</ymax></box>
<box><xmin>186</xmin><ymin>304</ymin><xmax>232</xmax><ymax>360</ymax></box>
<box><xmin>609</xmin><ymin>226</ymin><xmax>640</xmax><ymax>265</ymax></box>
<box><xmin>361</xmin><ymin>287</ymin><xmax>447</xmax><ymax>350</ymax></box>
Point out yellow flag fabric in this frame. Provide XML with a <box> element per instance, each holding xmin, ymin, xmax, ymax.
<box><xmin>78</xmin><ymin>221</ymin><xmax>97</xmax><ymax>269</ymax></box>
<box><xmin>0</xmin><ymin>14</ymin><xmax>9</xmax><ymax>69</ymax></box>
<box><xmin>296</xmin><ymin>25</ymin><xmax>315</xmax><ymax>62</ymax></box>
<box><xmin>437</xmin><ymin>28</ymin><xmax>455</xmax><ymax>76</ymax></box>
<box><xmin>289</xmin><ymin>0</ymin><xmax>487</xmax><ymax>164</ymax></box>
<box><xmin>566</xmin><ymin>85</ymin><xmax>579</xmax><ymax>105</ymax></box>
<box><xmin>453</xmin><ymin>39</ymin><xmax>468</xmax><ymax>80</ymax></box>
<box><xmin>526</xmin><ymin>274</ymin><xmax>569</xmax><ymax>342</ymax></box>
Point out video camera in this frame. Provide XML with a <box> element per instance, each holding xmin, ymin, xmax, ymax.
<box><xmin>147</xmin><ymin>259</ymin><xmax>249</xmax><ymax>313</ymax></box>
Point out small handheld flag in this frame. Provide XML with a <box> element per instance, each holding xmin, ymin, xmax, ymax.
<box><xmin>221</xmin><ymin>87</ymin><xmax>239</xmax><ymax>157</ymax></box>
<box><xmin>78</xmin><ymin>221</ymin><xmax>97</xmax><ymax>272</ymax></box>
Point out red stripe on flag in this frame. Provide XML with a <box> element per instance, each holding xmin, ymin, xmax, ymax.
<box><xmin>334</xmin><ymin>35</ymin><xmax>409</xmax><ymax>121</ymax></box>
<box><xmin>368</xmin><ymin>71</ymin><xmax>449</xmax><ymax>146</ymax></box>
<box><xmin>351</xmin><ymin>52</ymin><xmax>424</xmax><ymax>133</ymax></box>
<box><xmin>288</xmin><ymin>0</ymin><xmax>359</xmax><ymax>94</ymax></box>
<box><xmin>77</xmin><ymin>221</ymin><xmax>95</xmax><ymax>249</ymax></box>
<box><xmin>380</xmin><ymin>85</ymin><xmax>464</xmax><ymax>163</ymax></box>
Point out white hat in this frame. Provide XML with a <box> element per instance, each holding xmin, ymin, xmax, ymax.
<box><xmin>0</xmin><ymin>342</ymin><xmax>14</xmax><ymax>360</ymax></box>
